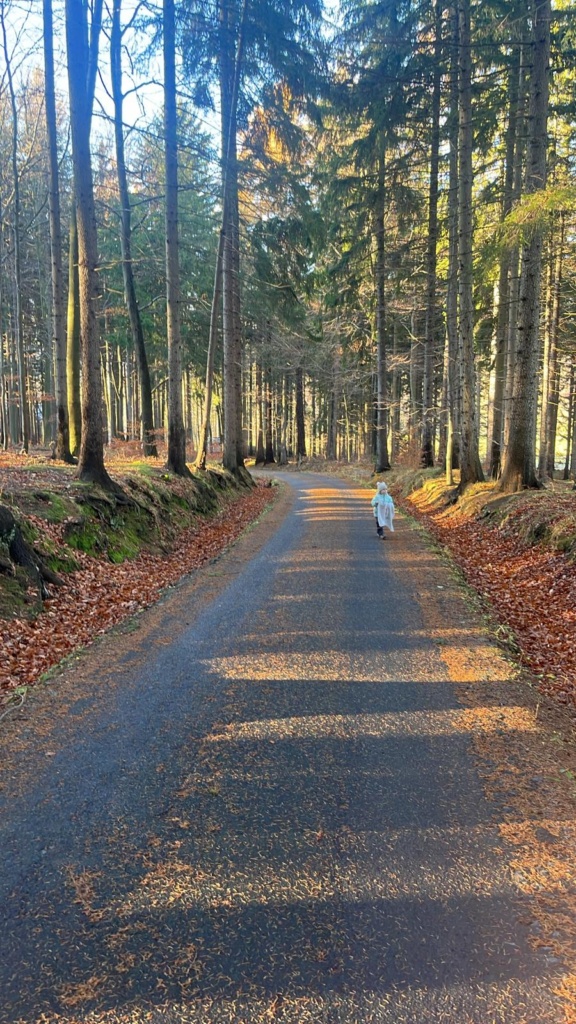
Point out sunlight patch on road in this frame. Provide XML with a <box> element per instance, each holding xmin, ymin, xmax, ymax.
<box><xmin>206</xmin><ymin>651</ymin><xmax>429</xmax><ymax>681</ymax></box>
<box><xmin>205</xmin><ymin>650</ymin><xmax>512</xmax><ymax>684</ymax></box>
<box><xmin>275</xmin><ymin>548</ymin><xmax>354</xmax><ymax>566</ymax></box>
<box><xmin>300</xmin><ymin>488</ymin><xmax>351</xmax><ymax>500</ymax></box>
<box><xmin>440</xmin><ymin>643</ymin><xmax>516</xmax><ymax>683</ymax></box>
<box><xmin>295</xmin><ymin>510</ymin><xmax>367</xmax><ymax>521</ymax></box>
<box><xmin>235</xmin><ymin>630</ymin><xmax>512</xmax><ymax>679</ymax></box>
<box><xmin>203</xmin><ymin>707</ymin><xmax>536</xmax><ymax>741</ymax></box>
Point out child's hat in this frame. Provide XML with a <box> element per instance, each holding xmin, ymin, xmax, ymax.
<box><xmin>377</xmin><ymin>481</ymin><xmax>388</xmax><ymax>492</ymax></box>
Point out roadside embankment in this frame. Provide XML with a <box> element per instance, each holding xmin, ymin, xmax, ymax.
<box><xmin>392</xmin><ymin>471</ymin><xmax>576</xmax><ymax>715</ymax></box>
<box><xmin>0</xmin><ymin>458</ymin><xmax>276</xmax><ymax>700</ymax></box>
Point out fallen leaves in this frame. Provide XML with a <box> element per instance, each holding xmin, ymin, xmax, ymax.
<box><xmin>0</xmin><ymin>482</ymin><xmax>274</xmax><ymax>700</ymax></box>
<box><xmin>400</xmin><ymin>487</ymin><xmax>576</xmax><ymax>714</ymax></box>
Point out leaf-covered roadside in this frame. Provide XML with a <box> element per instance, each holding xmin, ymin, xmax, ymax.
<box><xmin>399</xmin><ymin>484</ymin><xmax>576</xmax><ymax>713</ymax></box>
<box><xmin>0</xmin><ymin>483</ymin><xmax>274</xmax><ymax>699</ymax></box>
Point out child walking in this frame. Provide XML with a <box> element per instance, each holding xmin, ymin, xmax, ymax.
<box><xmin>371</xmin><ymin>481</ymin><xmax>395</xmax><ymax>539</ymax></box>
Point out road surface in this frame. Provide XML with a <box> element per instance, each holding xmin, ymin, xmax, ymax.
<box><xmin>0</xmin><ymin>473</ymin><xmax>563</xmax><ymax>1023</ymax></box>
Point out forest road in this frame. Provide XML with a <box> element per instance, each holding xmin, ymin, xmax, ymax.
<box><xmin>0</xmin><ymin>472</ymin><xmax>566</xmax><ymax>1024</ymax></box>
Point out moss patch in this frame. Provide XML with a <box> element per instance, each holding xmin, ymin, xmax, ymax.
<box><xmin>0</xmin><ymin>568</ymin><xmax>38</xmax><ymax>619</ymax></box>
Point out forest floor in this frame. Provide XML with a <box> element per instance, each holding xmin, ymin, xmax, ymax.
<box><xmin>0</xmin><ymin>443</ymin><xmax>276</xmax><ymax>702</ymax></box>
<box><xmin>397</xmin><ymin>470</ymin><xmax>576</xmax><ymax>713</ymax></box>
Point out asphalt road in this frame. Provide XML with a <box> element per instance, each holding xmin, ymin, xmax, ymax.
<box><xmin>0</xmin><ymin>473</ymin><xmax>563</xmax><ymax>1023</ymax></box>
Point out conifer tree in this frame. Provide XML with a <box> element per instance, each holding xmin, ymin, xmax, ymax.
<box><xmin>110</xmin><ymin>0</ymin><xmax>157</xmax><ymax>458</ymax></box>
<box><xmin>181</xmin><ymin>0</ymin><xmax>323</xmax><ymax>474</ymax></box>
<box><xmin>163</xmin><ymin>0</ymin><xmax>189</xmax><ymax>476</ymax></box>
<box><xmin>65</xmin><ymin>0</ymin><xmax>114</xmax><ymax>486</ymax></box>
<box><xmin>456</xmin><ymin>0</ymin><xmax>483</xmax><ymax>489</ymax></box>
<box><xmin>499</xmin><ymin>0</ymin><xmax>552</xmax><ymax>492</ymax></box>
<box><xmin>43</xmin><ymin>0</ymin><xmax>72</xmax><ymax>462</ymax></box>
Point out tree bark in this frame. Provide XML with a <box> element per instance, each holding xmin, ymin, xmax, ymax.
<box><xmin>111</xmin><ymin>0</ymin><xmax>157</xmax><ymax>458</ymax></box>
<box><xmin>565</xmin><ymin>359</ymin><xmax>576</xmax><ymax>482</ymax></box>
<box><xmin>374</xmin><ymin>148</ymin><xmax>390</xmax><ymax>473</ymax></box>
<box><xmin>0</xmin><ymin>190</ymin><xmax>9</xmax><ymax>449</ymax></box>
<box><xmin>489</xmin><ymin>48</ymin><xmax>520</xmax><ymax>479</ymax></box>
<box><xmin>220</xmin><ymin>0</ymin><xmax>247</xmax><ymax>474</ymax></box>
<box><xmin>445</xmin><ymin>1</ymin><xmax>460</xmax><ymax>484</ymax></box>
<box><xmin>390</xmin><ymin>318</ymin><xmax>401</xmax><ymax>462</ymax></box>
<box><xmin>66</xmin><ymin>208</ymin><xmax>82</xmax><ymax>456</ymax></box>
<box><xmin>538</xmin><ymin>214</ymin><xmax>563</xmax><ymax>480</ymax></box>
<box><xmin>457</xmin><ymin>0</ymin><xmax>484</xmax><ymax>490</ymax></box>
<box><xmin>66</xmin><ymin>0</ymin><xmax>113</xmax><ymax>487</ymax></box>
<box><xmin>43</xmin><ymin>0</ymin><xmax>72</xmax><ymax>463</ymax></box>
<box><xmin>327</xmin><ymin>343</ymin><xmax>341</xmax><ymax>461</ymax></box>
<box><xmin>195</xmin><ymin>231</ymin><xmax>224</xmax><ymax>470</ymax></box>
<box><xmin>264</xmin><ymin>366</ymin><xmax>275</xmax><ymax>464</ymax></box>
<box><xmin>254</xmin><ymin>360</ymin><xmax>265</xmax><ymax>463</ymax></box>
<box><xmin>194</xmin><ymin>0</ymin><xmax>244</xmax><ymax>477</ymax></box>
<box><xmin>499</xmin><ymin>0</ymin><xmax>551</xmax><ymax>492</ymax></box>
<box><xmin>295</xmin><ymin>364</ymin><xmax>306</xmax><ymax>458</ymax></box>
<box><xmin>502</xmin><ymin>42</ymin><xmax>528</xmax><ymax>457</ymax></box>
<box><xmin>421</xmin><ymin>0</ymin><xmax>441</xmax><ymax>469</ymax></box>
<box><xmin>163</xmin><ymin>0</ymin><xmax>189</xmax><ymax>476</ymax></box>
<box><xmin>1</xmin><ymin>1</ymin><xmax>30</xmax><ymax>452</ymax></box>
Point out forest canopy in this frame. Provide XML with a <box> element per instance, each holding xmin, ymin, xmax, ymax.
<box><xmin>0</xmin><ymin>0</ymin><xmax>574</xmax><ymax>491</ymax></box>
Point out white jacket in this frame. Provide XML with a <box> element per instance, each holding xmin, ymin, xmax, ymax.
<box><xmin>371</xmin><ymin>492</ymin><xmax>395</xmax><ymax>531</ymax></box>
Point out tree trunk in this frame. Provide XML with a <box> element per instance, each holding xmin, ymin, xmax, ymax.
<box><xmin>327</xmin><ymin>343</ymin><xmax>340</xmax><ymax>462</ymax></box>
<box><xmin>264</xmin><ymin>366</ymin><xmax>274</xmax><ymax>464</ymax></box>
<box><xmin>565</xmin><ymin>359</ymin><xmax>575</xmax><ymax>481</ymax></box>
<box><xmin>409</xmin><ymin>320</ymin><xmax>423</xmax><ymax>451</ymax></box>
<box><xmin>1</xmin><ymin>2</ymin><xmax>30</xmax><ymax>452</ymax></box>
<box><xmin>374</xmin><ymin>149</ymin><xmax>390</xmax><ymax>473</ymax></box>
<box><xmin>195</xmin><ymin>232</ymin><xmax>224</xmax><ymax>470</ymax></box>
<box><xmin>499</xmin><ymin>0</ymin><xmax>551</xmax><ymax>493</ymax></box>
<box><xmin>277</xmin><ymin>373</ymin><xmax>289</xmax><ymax>465</ymax></box>
<box><xmin>43</xmin><ymin>0</ymin><xmax>72</xmax><ymax>463</ymax></box>
<box><xmin>391</xmin><ymin>319</ymin><xmax>401</xmax><ymax>462</ymax></box>
<box><xmin>220</xmin><ymin>0</ymin><xmax>247</xmax><ymax>475</ymax></box>
<box><xmin>538</xmin><ymin>215</ymin><xmax>563</xmax><ymax>480</ymax></box>
<box><xmin>0</xmin><ymin>244</ymin><xmax>7</xmax><ymax>449</ymax></box>
<box><xmin>66</xmin><ymin>208</ymin><xmax>82</xmax><ymax>456</ymax></box>
<box><xmin>254</xmin><ymin>360</ymin><xmax>265</xmax><ymax>463</ymax></box>
<box><xmin>295</xmin><ymin>364</ymin><xmax>306</xmax><ymax>459</ymax></box>
<box><xmin>489</xmin><ymin>50</ymin><xmax>520</xmax><ymax>479</ymax></box>
<box><xmin>66</xmin><ymin>0</ymin><xmax>113</xmax><ymax>487</ymax></box>
<box><xmin>503</xmin><ymin>42</ymin><xmax>528</xmax><ymax>455</ymax></box>
<box><xmin>445</xmin><ymin>1</ymin><xmax>460</xmax><ymax>483</ymax></box>
<box><xmin>194</xmin><ymin>0</ymin><xmax>244</xmax><ymax>475</ymax></box>
<box><xmin>457</xmin><ymin>0</ymin><xmax>483</xmax><ymax>490</ymax></box>
<box><xmin>421</xmin><ymin>0</ymin><xmax>441</xmax><ymax>469</ymax></box>
<box><xmin>111</xmin><ymin>0</ymin><xmax>157</xmax><ymax>458</ymax></box>
<box><xmin>163</xmin><ymin>0</ymin><xmax>188</xmax><ymax>476</ymax></box>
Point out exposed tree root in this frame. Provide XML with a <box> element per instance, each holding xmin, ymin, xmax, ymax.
<box><xmin>0</xmin><ymin>504</ymin><xmax>62</xmax><ymax>601</ymax></box>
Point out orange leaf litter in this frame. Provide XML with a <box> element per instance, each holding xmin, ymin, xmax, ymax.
<box><xmin>400</xmin><ymin>491</ymin><xmax>576</xmax><ymax>713</ymax></box>
<box><xmin>0</xmin><ymin>484</ymin><xmax>274</xmax><ymax>697</ymax></box>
